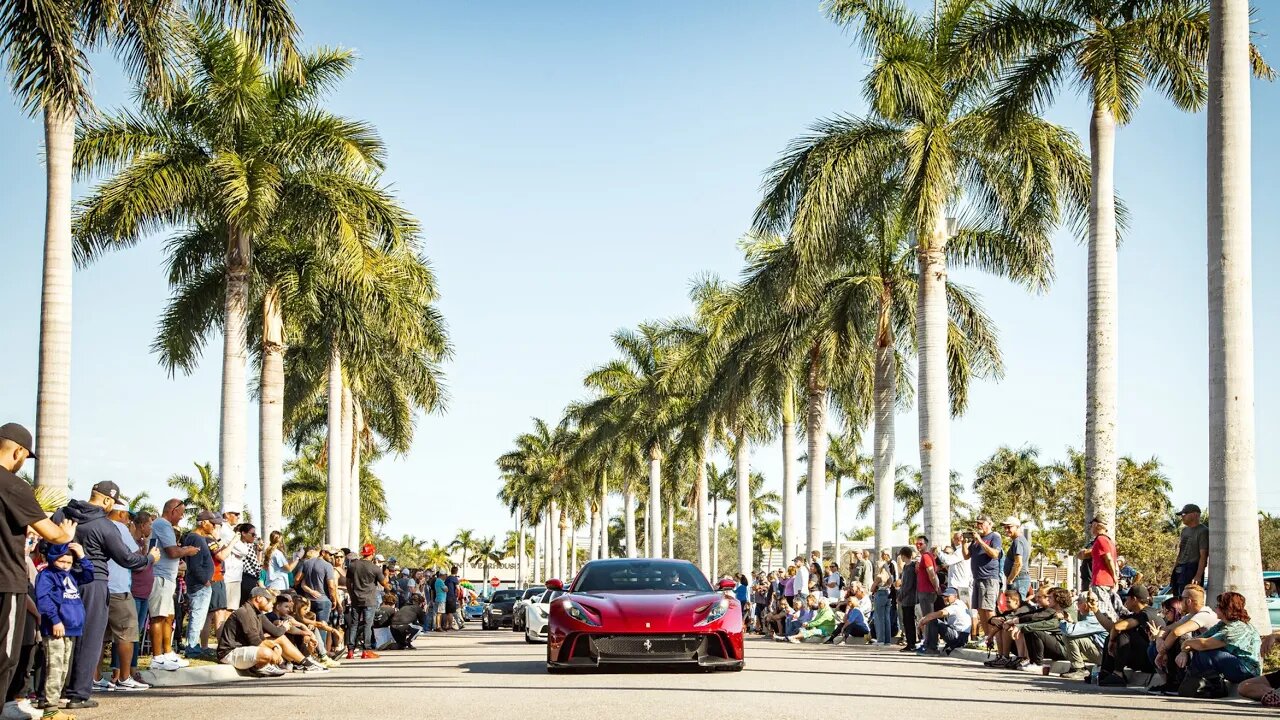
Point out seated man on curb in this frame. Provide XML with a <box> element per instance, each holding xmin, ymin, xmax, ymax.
<box><xmin>390</xmin><ymin>593</ymin><xmax>429</xmax><ymax>649</ymax></box>
<box><xmin>1056</xmin><ymin>590</ymin><xmax>1108</xmax><ymax>681</ymax></box>
<box><xmin>916</xmin><ymin>587</ymin><xmax>971</xmax><ymax>655</ymax></box>
<box><xmin>217</xmin><ymin>588</ymin><xmax>305</xmax><ymax>677</ymax></box>
<box><xmin>1148</xmin><ymin>584</ymin><xmax>1217</xmax><ymax>695</ymax></box>
<box><xmin>1096</xmin><ymin>584</ymin><xmax>1160</xmax><ymax>686</ymax></box>
<box><xmin>1009</xmin><ymin>586</ymin><xmax>1064</xmax><ymax>671</ymax></box>
<box><xmin>789</xmin><ymin>596</ymin><xmax>837</xmax><ymax>643</ymax></box>
<box><xmin>983</xmin><ymin>588</ymin><xmax>1032</xmax><ymax>668</ymax></box>
<box><xmin>265</xmin><ymin>594</ymin><xmax>329</xmax><ymax>673</ymax></box>
<box><xmin>828</xmin><ymin>583</ymin><xmax>872</xmax><ymax>645</ymax></box>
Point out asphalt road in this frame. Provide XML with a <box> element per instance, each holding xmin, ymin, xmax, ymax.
<box><xmin>81</xmin><ymin>627</ymin><xmax>1261</xmax><ymax>719</ymax></box>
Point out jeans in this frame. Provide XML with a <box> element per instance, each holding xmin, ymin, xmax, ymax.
<box><xmin>873</xmin><ymin>589</ymin><xmax>893</xmax><ymax>643</ymax></box>
<box><xmin>1171</xmin><ymin>563</ymin><xmax>1202</xmax><ymax>598</ymax></box>
<box><xmin>346</xmin><ymin>605</ymin><xmax>375</xmax><ymax>651</ymax></box>
<box><xmin>925</xmin><ymin>620</ymin><xmax>969</xmax><ymax>651</ymax></box>
<box><xmin>1010</xmin><ymin>575</ymin><xmax>1031</xmax><ymax>601</ymax></box>
<box><xmin>311</xmin><ymin>597</ymin><xmax>333</xmax><ymax>645</ymax></box>
<box><xmin>1101</xmin><ymin>629</ymin><xmax>1154</xmax><ymax>675</ymax></box>
<box><xmin>1190</xmin><ymin>649</ymin><xmax>1256</xmax><ymax>683</ymax></box>
<box><xmin>899</xmin><ymin>602</ymin><xmax>917</xmax><ymax>648</ymax></box>
<box><xmin>127</xmin><ymin>596</ymin><xmax>149</xmax><ymax>667</ymax></box>
<box><xmin>390</xmin><ymin>624</ymin><xmax>421</xmax><ymax>647</ymax></box>
<box><xmin>184</xmin><ymin>584</ymin><xmax>213</xmax><ymax>652</ymax></box>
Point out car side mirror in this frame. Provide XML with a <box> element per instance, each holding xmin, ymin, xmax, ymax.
<box><xmin>546</xmin><ymin>578</ymin><xmax>564</xmax><ymax>591</ymax></box>
<box><xmin>717</xmin><ymin>578</ymin><xmax>736</xmax><ymax>591</ymax></box>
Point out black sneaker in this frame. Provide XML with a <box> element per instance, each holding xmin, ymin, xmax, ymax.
<box><xmin>66</xmin><ymin>699</ymin><xmax>99</xmax><ymax>710</ymax></box>
<box><xmin>1097</xmin><ymin>672</ymin><xmax>1127</xmax><ymax>687</ymax></box>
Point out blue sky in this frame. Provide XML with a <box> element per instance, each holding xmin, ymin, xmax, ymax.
<box><xmin>1</xmin><ymin>0</ymin><xmax>1277</xmax><ymax>548</ymax></box>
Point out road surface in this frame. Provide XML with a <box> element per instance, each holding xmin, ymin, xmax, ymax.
<box><xmin>83</xmin><ymin>628</ymin><xmax>1258</xmax><ymax>719</ymax></box>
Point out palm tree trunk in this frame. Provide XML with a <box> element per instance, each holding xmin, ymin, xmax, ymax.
<box><xmin>833</xmin><ymin>476</ymin><xmax>842</xmax><ymax>569</ymax></box>
<box><xmin>259</xmin><ymin>285</ymin><xmax>285</xmax><ymax>537</ymax></box>
<box><xmin>517</xmin><ymin>511</ymin><xmax>526</xmax><ymax>587</ymax></box>
<box><xmin>711</xmin><ymin>500</ymin><xmax>720</xmax><ymax>579</ymax></box>
<box><xmin>340</xmin><ymin>384</ymin><xmax>355</xmax><ymax>548</ymax></box>
<box><xmin>696</xmin><ymin>434</ymin><xmax>711</xmax><ymax>576</ymax></box>
<box><xmin>587</xmin><ymin>500</ymin><xmax>599</xmax><ymax>563</ymax></box>
<box><xmin>568</xmin><ymin>523</ymin><xmax>577</xmax><ymax>577</ymax></box>
<box><xmin>781</xmin><ymin>382</ymin><xmax>799</xmax><ymax>560</ymax></box>
<box><xmin>624</xmin><ymin>481</ymin><xmax>637</xmax><ymax>558</ymax></box>
<box><xmin>1208</xmin><ymin>0</ymin><xmax>1269</xmax><ymax>633</ymax></box>
<box><xmin>532</xmin><ymin>516</ymin><xmax>542</xmax><ymax>585</ymax></box>
<box><xmin>648</xmin><ymin>444</ymin><xmax>663</xmax><ymax>558</ymax></box>
<box><xmin>1086</xmin><ymin>103</ymin><xmax>1119</xmax><ymax>534</ymax></box>
<box><xmin>325</xmin><ymin>343</ymin><xmax>343</xmax><ymax>545</ymax></box>
<box><xmin>874</xmin><ymin>305</ymin><xmax>896</xmax><ymax>558</ymax></box>
<box><xmin>600</xmin><ymin>472</ymin><xmax>609</xmax><ymax>560</ymax></box>
<box><xmin>666</xmin><ymin>499</ymin><xmax>674</xmax><ymax>559</ymax></box>
<box><xmin>804</xmin><ymin>354</ymin><xmax>828</xmax><ymax>557</ymax></box>
<box><xmin>918</xmin><ymin>212</ymin><xmax>952</xmax><ymax>545</ymax></box>
<box><xmin>33</xmin><ymin>109</ymin><xmax>75</xmax><ymax>492</ymax></box>
<box><xmin>735</xmin><ymin>435</ymin><xmax>752</xmax><ymax>577</ymax></box>
<box><xmin>219</xmin><ymin>227</ymin><xmax>252</xmax><ymax>514</ymax></box>
<box><xmin>549</xmin><ymin>502</ymin><xmax>560</xmax><ymax>579</ymax></box>
<box><xmin>348</xmin><ymin>398</ymin><xmax>362</xmax><ymax>547</ymax></box>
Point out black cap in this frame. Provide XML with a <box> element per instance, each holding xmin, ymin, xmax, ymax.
<box><xmin>0</xmin><ymin>423</ymin><xmax>36</xmax><ymax>459</ymax></box>
<box><xmin>91</xmin><ymin>481</ymin><xmax>128</xmax><ymax>503</ymax></box>
<box><xmin>1127</xmin><ymin>584</ymin><xmax>1150</xmax><ymax>602</ymax></box>
<box><xmin>197</xmin><ymin>510</ymin><xmax>223</xmax><ymax>524</ymax></box>
<box><xmin>1177</xmin><ymin>503</ymin><xmax>1202</xmax><ymax>516</ymax></box>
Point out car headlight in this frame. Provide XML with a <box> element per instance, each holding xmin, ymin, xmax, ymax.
<box><xmin>536</xmin><ymin>606</ymin><xmax>549</xmax><ymax>618</ymax></box>
<box><xmin>694</xmin><ymin>597</ymin><xmax>730</xmax><ymax>626</ymax></box>
<box><xmin>560</xmin><ymin>599</ymin><xmax>601</xmax><ymax>627</ymax></box>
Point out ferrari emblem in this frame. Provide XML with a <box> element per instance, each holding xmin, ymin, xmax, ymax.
<box><xmin>643</xmin><ymin>639</ymin><xmax>653</xmax><ymax>652</ymax></box>
<box><xmin>645</xmin><ymin>622</ymin><xmax>650</xmax><ymax>628</ymax></box>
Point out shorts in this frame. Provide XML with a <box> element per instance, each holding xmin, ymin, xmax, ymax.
<box><xmin>975</xmin><ymin>578</ymin><xmax>1001</xmax><ymax>611</ymax></box>
<box><xmin>224</xmin><ymin>580</ymin><xmax>242</xmax><ymax>610</ymax></box>
<box><xmin>220</xmin><ymin>646</ymin><xmax>261</xmax><ymax>671</ymax></box>
<box><xmin>210</xmin><ymin>580</ymin><xmax>227</xmax><ymax>610</ymax></box>
<box><xmin>108</xmin><ymin>592</ymin><xmax>140</xmax><ymax>641</ymax></box>
<box><xmin>148</xmin><ymin>577</ymin><xmax>176</xmax><ymax>617</ymax></box>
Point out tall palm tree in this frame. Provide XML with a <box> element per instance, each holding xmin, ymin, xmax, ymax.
<box><xmin>895</xmin><ymin>465</ymin><xmax>970</xmax><ymax>535</ymax></box>
<box><xmin>973</xmin><ymin>444</ymin><xmax>1054</xmax><ymax>528</ymax></box>
<box><xmin>279</xmin><ymin>435</ymin><xmax>387</xmax><ymax>550</ymax></box>
<box><xmin>707</xmin><ymin>462</ymin><xmax>733</xmax><ymax>579</ymax></box>
<box><xmin>824</xmin><ymin>432</ymin><xmax>873</xmax><ymax>562</ymax></box>
<box><xmin>1206</xmin><ymin>0</ymin><xmax>1270</xmax><ymax>631</ymax></box>
<box><xmin>127</xmin><ymin>492</ymin><xmax>160</xmax><ymax>518</ymax></box>
<box><xmin>759</xmin><ymin>0</ymin><xmax>1086</xmax><ymax>547</ymax></box>
<box><xmin>72</xmin><ymin>17</ymin><xmax>384</xmax><ymax>517</ymax></box>
<box><xmin>473</xmin><ymin>536</ymin><xmax>505</xmax><ymax>582</ymax></box>
<box><xmin>450</xmin><ymin>529</ymin><xmax>478</xmax><ymax>578</ymax></box>
<box><xmin>1</xmin><ymin>1</ymin><xmax>300</xmax><ymax>493</ymax></box>
<box><xmin>167</xmin><ymin>461</ymin><xmax>221</xmax><ymax>525</ymax></box>
<box><xmin>959</xmin><ymin>0</ymin><xmax>1261</xmax><ymax>535</ymax></box>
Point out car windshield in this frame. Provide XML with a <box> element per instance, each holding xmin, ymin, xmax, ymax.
<box><xmin>538</xmin><ymin>589</ymin><xmax>565</xmax><ymax>603</ymax></box>
<box><xmin>522</xmin><ymin>588</ymin><xmax>545</xmax><ymax>600</ymax></box>
<box><xmin>491</xmin><ymin>590</ymin><xmax>521</xmax><ymax>602</ymax></box>
<box><xmin>572</xmin><ymin>560</ymin><xmax>713</xmax><ymax>593</ymax></box>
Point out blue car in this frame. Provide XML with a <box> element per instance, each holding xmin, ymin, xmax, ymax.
<box><xmin>464</xmin><ymin>597</ymin><xmax>487</xmax><ymax>622</ymax></box>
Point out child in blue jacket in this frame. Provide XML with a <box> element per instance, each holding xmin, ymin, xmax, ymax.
<box><xmin>35</xmin><ymin>542</ymin><xmax>92</xmax><ymax>718</ymax></box>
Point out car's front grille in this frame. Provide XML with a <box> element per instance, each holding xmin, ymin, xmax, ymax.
<box><xmin>590</xmin><ymin>634</ymin><xmax>705</xmax><ymax>657</ymax></box>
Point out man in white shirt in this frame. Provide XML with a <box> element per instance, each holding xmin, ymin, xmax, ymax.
<box><xmin>793</xmin><ymin>556</ymin><xmax>810</xmax><ymax>598</ymax></box>
<box><xmin>939</xmin><ymin>532</ymin><xmax>976</xmax><ymax>633</ymax></box>
<box><xmin>104</xmin><ymin>508</ymin><xmax>148</xmax><ymax>691</ymax></box>
<box><xmin>823</xmin><ymin>563</ymin><xmax>844</xmax><ymax>600</ymax></box>
<box><xmin>917</xmin><ymin>586</ymin><xmax>973</xmax><ymax>655</ymax></box>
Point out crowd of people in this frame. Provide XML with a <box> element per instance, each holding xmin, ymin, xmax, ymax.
<box><xmin>738</xmin><ymin>509</ymin><xmax>1280</xmax><ymax>708</ymax></box>
<box><xmin>0</xmin><ymin>422</ymin><xmax>476</xmax><ymax>720</ymax></box>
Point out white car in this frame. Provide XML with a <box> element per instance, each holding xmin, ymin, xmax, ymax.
<box><xmin>523</xmin><ymin>587</ymin><xmax>565</xmax><ymax>644</ymax></box>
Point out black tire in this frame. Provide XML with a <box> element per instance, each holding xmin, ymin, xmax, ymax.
<box><xmin>525</xmin><ymin>635</ymin><xmax>539</xmax><ymax>644</ymax></box>
<box><xmin>547</xmin><ymin>665</ymin><xmax>573</xmax><ymax>674</ymax></box>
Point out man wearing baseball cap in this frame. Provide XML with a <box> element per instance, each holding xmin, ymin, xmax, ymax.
<box><xmin>0</xmin><ymin>423</ymin><xmax>79</xmax><ymax>702</ymax></box>
<box><xmin>53</xmin><ymin>481</ymin><xmax>159</xmax><ymax>709</ymax></box>
<box><xmin>344</xmin><ymin>543</ymin><xmax>388</xmax><ymax>660</ymax></box>
<box><xmin>1172</xmin><ymin>503</ymin><xmax>1208</xmax><ymax>597</ymax></box>
<box><xmin>916</xmin><ymin>586</ymin><xmax>972</xmax><ymax>655</ymax></box>
<box><xmin>297</xmin><ymin>546</ymin><xmax>339</xmax><ymax>645</ymax></box>
<box><xmin>181</xmin><ymin>511</ymin><xmax>231</xmax><ymax>660</ymax></box>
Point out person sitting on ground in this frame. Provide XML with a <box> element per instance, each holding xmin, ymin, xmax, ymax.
<box><xmin>373</xmin><ymin>592</ymin><xmax>397</xmax><ymax>630</ymax></box>
<box><xmin>916</xmin><ymin>587</ymin><xmax>972</xmax><ymax>655</ymax></box>
<box><xmin>287</xmin><ymin>596</ymin><xmax>341</xmax><ymax>668</ymax></box>
<box><xmin>1116</xmin><ymin>556</ymin><xmax>1142</xmax><ymax>591</ymax></box>
<box><xmin>1096</xmin><ymin>584</ymin><xmax>1161</xmax><ymax>686</ymax></box>
<box><xmin>1056</xmin><ymin>590</ymin><xmax>1108</xmax><ymax>681</ymax></box>
<box><xmin>390</xmin><ymin>593</ymin><xmax>428</xmax><ymax>649</ymax></box>
<box><xmin>1175</xmin><ymin>590</ymin><xmax>1261</xmax><ymax>698</ymax></box>
<box><xmin>1238</xmin><ymin>626</ymin><xmax>1280</xmax><ymax>707</ymax></box>
<box><xmin>762</xmin><ymin>595</ymin><xmax>789</xmax><ymax>639</ymax></box>
<box><xmin>217</xmin><ymin>588</ymin><xmax>309</xmax><ymax>677</ymax></box>
<box><xmin>1010</xmin><ymin>585</ymin><xmax>1067</xmax><ymax>671</ymax></box>
<box><xmin>982</xmin><ymin>588</ymin><xmax>1032</xmax><ymax>668</ymax></box>
<box><xmin>828</xmin><ymin>583</ymin><xmax>872</xmax><ymax>645</ymax></box>
<box><xmin>789</xmin><ymin>595</ymin><xmax>837</xmax><ymax>643</ymax></box>
<box><xmin>1148</xmin><ymin>584</ymin><xmax>1216</xmax><ymax>695</ymax></box>
<box><xmin>265</xmin><ymin>594</ymin><xmax>330</xmax><ymax>673</ymax></box>
<box><xmin>775</xmin><ymin>597</ymin><xmax>812</xmax><ymax>641</ymax></box>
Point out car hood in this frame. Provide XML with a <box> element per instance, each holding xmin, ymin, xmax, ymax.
<box><xmin>567</xmin><ymin>591</ymin><xmax>725</xmax><ymax>625</ymax></box>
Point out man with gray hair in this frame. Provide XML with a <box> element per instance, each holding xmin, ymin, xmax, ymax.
<box><xmin>965</xmin><ymin>516</ymin><xmax>1003</xmax><ymax>638</ymax></box>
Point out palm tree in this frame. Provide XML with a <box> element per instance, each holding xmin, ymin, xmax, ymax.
<box><xmin>958</xmin><ymin>0</ymin><xmax>1264</xmax><ymax>536</ymax></box>
<box><xmin>167</xmin><ymin>461</ymin><xmax>222</xmax><ymax>526</ymax></box>
<box><xmin>1206</xmin><ymin>0</ymin><xmax>1270</xmax><ymax>631</ymax></box>
<box><xmin>707</xmin><ymin>462</ymin><xmax>733</xmax><ymax>579</ymax></box>
<box><xmin>760</xmin><ymin>0</ymin><xmax>1087</xmax><ymax>547</ymax></box>
<box><xmin>973</xmin><ymin>445</ymin><xmax>1054</xmax><ymax>528</ymax></box>
<box><xmin>895</xmin><ymin>465</ymin><xmax>970</xmax><ymax>536</ymax></box>
<box><xmin>755</xmin><ymin>520</ymin><xmax>782</xmax><ymax>566</ymax></box>
<box><xmin>1</xmin><ymin>1</ymin><xmax>300</xmax><ymax>493</ymax></box>
<box><xmin>450</xmin><ymin>529</ymin><xmax>478</xmax><ymax>578</ymax></box>
<box><xmin>727</xmin><ymin>471</ymin><xmax>782</xmax><ymax>522</ymax></box>
<box><xmin>280</xmin><ymin>435</ymin><xmax>387</xmax><ymax>549</ymax></box>
<box><xmin>422</xmin><ymin>541</ymin><xmax>452</xmax><ymax>571</ymax></box>
<box><xmin>473</xmin><ymin>536</ymin><xmax>505</xmax><ymax>582</ymax></box>
<box><xmin>72</xmin><ymin>17</ymin><xmax>386</xmax><ymax>518</ymax></box>
<box><xmin>127</xmin><ymin>492</ymin><xmax>160</xmax><ymax>518</ymax></box>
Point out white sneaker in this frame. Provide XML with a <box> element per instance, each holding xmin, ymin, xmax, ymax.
<box><xmin>2</xmin><ymin>700</ymin><xmax>40</xmax><ymax>720</ymax></box>
<box><xmin>164</xmin><ymin>653</ymin><xmax>191</xmax><ymax>668</ymax></box>
<box><xmin>116</xmin><ymin>678</ymin><xmax>150</xmax><ymax>691</ymax></box>
<box><xmin>92</xmin><ymin>678</ymin><xmax>118</xmax><ymax>692</ymax></box>
<box><xmin>150</xmin><ymin>657</ymin><xmax>179</xmax><ymax>671</ymax></box>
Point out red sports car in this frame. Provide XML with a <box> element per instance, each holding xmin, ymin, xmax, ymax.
<box><xmin>545</xmin><ymin>558</ymin><xmax>744</xmax><ymax>672</ymax></box>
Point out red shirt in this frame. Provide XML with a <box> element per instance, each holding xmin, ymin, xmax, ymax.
<box><xmin>1091</xmin><ymin>534</ymin><xmax>1117</xmax><ymax>587</ymax></box>
<box><xmin>916</xmin><ymin>551</ymin><xmax>938</xmax><ymax>593</ymax></box>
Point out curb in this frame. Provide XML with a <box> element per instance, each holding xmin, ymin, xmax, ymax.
<box><xmin>137</xmin><ymin>664</ymin><xmax>245</xmax><ymax>687</ymax></box>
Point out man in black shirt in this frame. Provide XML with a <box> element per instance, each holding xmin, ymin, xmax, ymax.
<box><xmin>217</xmin><ymin>588</ymin><xmax>302</xmax><ymax>676</ymax></box>
<box><xmin>1097</xmin><ymin>584</ymin><xmax>1161</xmax><ymax>686</ymax></box>
<box><xmin>345</xmin><ymin>544</ymin><xmax>389</xmax><ymax>660</ymax></box>
<box><xmin>181</xmin><ymin>510</ymin><xmax>230</xmax><ymax>659</ymax></box>
<box><xmin>390</xmin><ymin>593</ymin><xmax>428</xmax><ymax>649</ymax></box>
<box><xmin>0</xmin><ymin>423</ymin><xmax>77</xmax><ymax>703</ymax></box>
